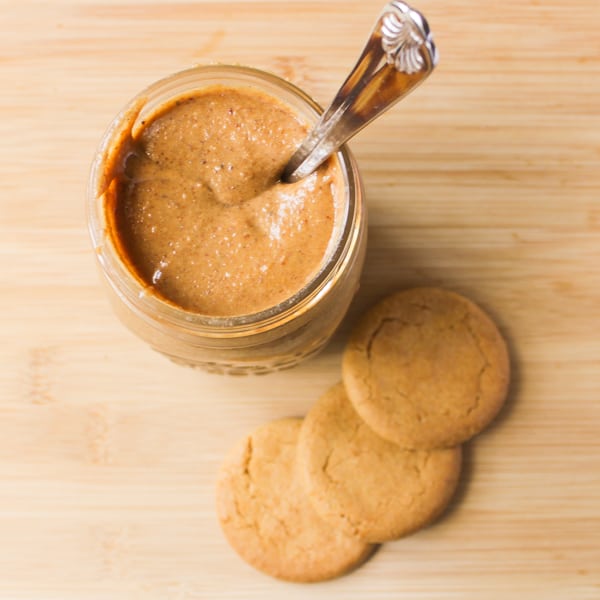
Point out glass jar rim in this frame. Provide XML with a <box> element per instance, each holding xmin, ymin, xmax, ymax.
<box><xmin>87</xmin><ymin>64</ymin><xmax>363</xmax><ymax>339</ymax></box>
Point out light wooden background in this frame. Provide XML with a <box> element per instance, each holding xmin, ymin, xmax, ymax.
<box><xmin>1</xmin><ymin>1</ymin><xmax>599</xmax><ymax>598</ymax></box>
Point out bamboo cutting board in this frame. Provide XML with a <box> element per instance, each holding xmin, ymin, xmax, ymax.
<box><xmin>1</xmin><ymin>1</ymin><xmax>599</xmax><ymax>598</ymax></box>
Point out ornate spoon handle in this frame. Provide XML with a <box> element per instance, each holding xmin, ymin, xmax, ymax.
<box><xmin>283</xmin><ymin>1</ymin><xmax>438</xmax><ymax>183</ymax></box>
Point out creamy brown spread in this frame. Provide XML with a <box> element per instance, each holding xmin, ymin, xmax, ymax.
<box><xmin>104</xmin><ymin>85</ymin><xmax>343</xmax><ymax>317</ymax></box>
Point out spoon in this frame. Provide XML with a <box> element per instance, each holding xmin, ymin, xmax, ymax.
<box><xmin>283</xmin><ymin>1</ymin><xmax>438</xmax><ymax>183</ymax></box>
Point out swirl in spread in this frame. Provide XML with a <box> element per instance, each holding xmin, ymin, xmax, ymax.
<box><xmin>103</xmin><ymin>85</ymin><xmax>343</xmax><ymax>317</ymax></box>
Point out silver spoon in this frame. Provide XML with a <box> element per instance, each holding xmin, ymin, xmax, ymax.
<box><xmin>283</xmin><ymin>1</ymin><xmax>438</xmax><ymax>183</ymax></box>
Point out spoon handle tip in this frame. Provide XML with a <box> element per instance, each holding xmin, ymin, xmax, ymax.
<box><xmin>284</xmin><ymin>1</ymin><xmax>437</xmax><ymax>183</ymax></box>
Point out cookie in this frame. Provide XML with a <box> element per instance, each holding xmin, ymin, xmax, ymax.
<box><xmin>216</xmin><ymin>418</ymin><xmax>375</xmax><ymax>582</ymax></box>
<box><xmin>342</xmin><ymin>287</ymin><xmax>510</xmax><ymax>449</ymax></box>
<box><xmin>297</xmin><ymin>383</ymin><xmax>462</xmax><ymax>543</ymax></box>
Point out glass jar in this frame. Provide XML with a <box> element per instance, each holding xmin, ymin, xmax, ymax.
<box><xmin>87</xmin><ymin>65</ymin><xmax>367</xmax><ymax>374</ymax></box>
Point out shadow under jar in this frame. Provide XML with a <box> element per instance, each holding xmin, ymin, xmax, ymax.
<box><xmin>87</xmin><ymin>65</ymin><xmax>366</xmax><ymax>374</ymax></box>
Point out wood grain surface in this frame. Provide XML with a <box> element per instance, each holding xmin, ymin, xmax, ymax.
<box><xmin>1</xmin><ymin>0</ymin><xmax>599</xmax><ymax>598</ymax></box>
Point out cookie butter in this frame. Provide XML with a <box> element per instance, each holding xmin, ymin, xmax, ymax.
<box><xmin>105</xmin><ymin>85</ymin><xmax>343</xmax><ymax>317</ymax></box>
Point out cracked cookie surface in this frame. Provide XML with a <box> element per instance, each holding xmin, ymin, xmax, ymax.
<box><xmin>216</xmin><ymin>418</ymin><xmax>374</xmax><ymax>582</ymax></box>
<box><xmin>342</xmin><ymin>287</ymin><xmax>510</xmax><ymax>449</ymax></box>
<box><xmin>297</xmin><ymin>384</ymin><xmax>462</xmax><ymax>543</ymax></box>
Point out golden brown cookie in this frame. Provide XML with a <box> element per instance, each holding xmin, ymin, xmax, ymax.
<box><xmin>342</xmin><ymin>287</ymin><xmax>510</xmax><ymax>449</ymax></box>
<box><xmin>216</xmin><ymin>418</ymin><xmax>375</xmax><ymax>582</ymax></box>
<box><xmin>297</xmin><ymin>383</ymin><xmax>462</xmax><ymax>543</ymax></box>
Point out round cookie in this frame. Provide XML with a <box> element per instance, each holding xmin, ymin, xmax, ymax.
<box><xmin>216</xmin><ymin>418</ymin><xmax>375</xmax><ymax>582</ymax></box>
<box><xmin>297</xmin><ymin>383</ymin><xmax>462</xmax><ymax>543</ymax></box>
<box><xmin>342</xmin><ymin>287</ymin><xmax>510</xmax><ymax>449</ymax></box>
